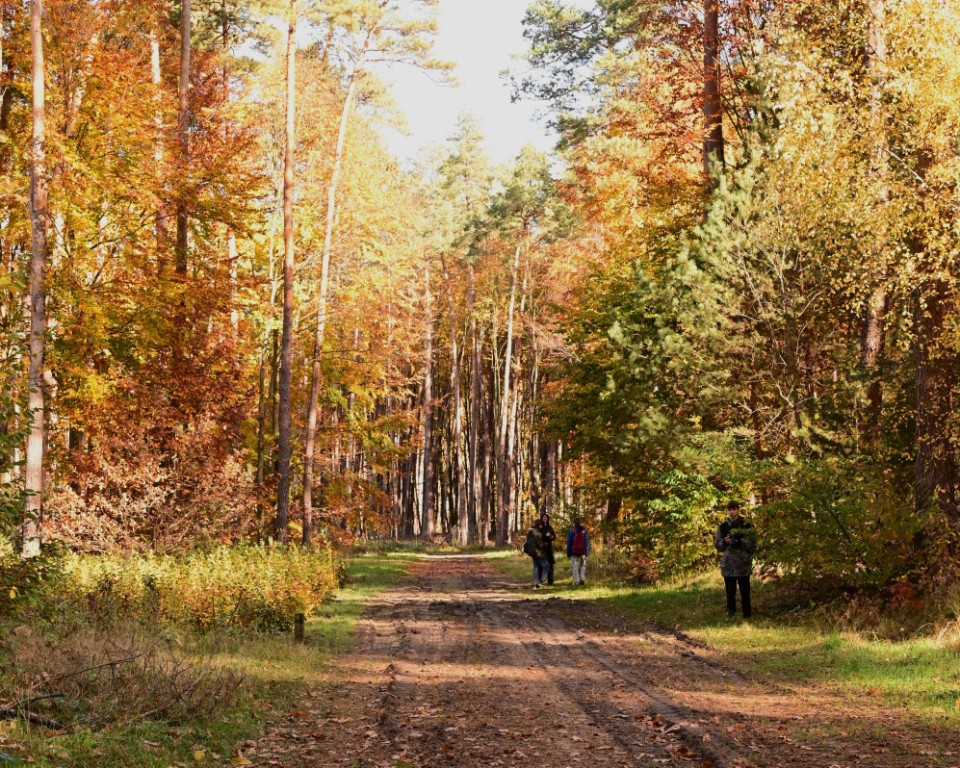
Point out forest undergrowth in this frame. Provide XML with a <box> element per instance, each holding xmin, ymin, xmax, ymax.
<box><xmin>0</xmin><ymin>551</ymin><xmax>413</xmax><ymax>768</ymax></box>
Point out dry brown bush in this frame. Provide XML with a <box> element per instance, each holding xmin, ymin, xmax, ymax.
<box><xmin>0</xmin><ymin>620</ymin><xmax>243</xmax><ymax>728</ymax></box>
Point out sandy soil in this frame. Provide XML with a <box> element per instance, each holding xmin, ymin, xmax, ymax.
<box><xmin>245</xmin><ymin>556</ymin><xmax>960</xmax><ymax>768</ymax></box>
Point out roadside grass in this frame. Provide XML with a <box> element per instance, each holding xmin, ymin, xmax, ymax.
<box><xmin>349</xmin><ymin>538</ymin><xmax>515</xmax><ymax>557</ymax></box>
<box><xmin>0</xmin><ymin>553</ymin><xmax>416</xmax><ymax>768</ymax></box>
<box><xmin>495</xmin><ymin>551</ymin><xmax>960</xmax><ymax>725</ymax></box>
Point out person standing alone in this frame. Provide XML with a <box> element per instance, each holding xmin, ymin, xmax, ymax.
<box><xmin>715</xmin><ymin>500</ymin><xmax>756</xmax><ymax>618</ymax></box>
<box><xmin>566</xmin><ymin>518</ymin><xmax>590</xmax><ymax>586</ymax></box>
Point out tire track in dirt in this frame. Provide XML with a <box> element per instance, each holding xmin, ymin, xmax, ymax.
<box><xmin>247</xmin><ymin>555</ymin><xmax>958</xmax><ymax>768</ymax></box>
<box><xmin>480</xmin><ymin>598</ymin><xmax>700</xmax><ymax>766</ymax></box>
<box><xmin>372</xmin><ymin>565</ymin><xmax>492</xmax><ymax>766</ymax></box>
<box><xmin>361</xmin><ymin>557</ymin><xmax>734</xmax><ymax>768</ymax></box>
<box><xmin>249</xmin><ymin>556</ymin><xmax>751</xmax><ymax>767</ymax></box>
<box><xmin>527</xmin><ymin>608</ymin><xmax>746</xmax><ymax>768</ymax></box>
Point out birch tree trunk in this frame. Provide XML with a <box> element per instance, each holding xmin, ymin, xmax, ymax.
<box><xmin>222</xmin><ymin>2</ymin><xmax>239</xmax><ymax>333</ymax></box>
<box><xmin>505</xmin><ymin>262</ymin><xmax>529</xmax><ymax>538</ymax></box>
<box><xmin>255</xmin><ymin>212</ymin><xmax>280</xmax><ymax>538</ymax></box>
<box><xmin>302</xmin><ymin>36</ymin><xmax>370</xmax><ymax>546</ymax></box>
<box><xmin>151</xmin><ymin>27</ymin><xmax>168</xmax><ymax>275</ymax></box>
<box><xmin>496</xmin><ymin>240</ymin><xmax>522</xmax><ymax>545</ymax></box>
<box><xmin>23</xmin><ymin>0</ymin><xmax>48</xmax><ymax>558</ymax></box>
<box><xmin>275</xmin><ymin>1</ymin><xmax>297</xmax><ymax>544</ymax></box>
<box><xmin>480</xmin><ymin>361</ymin><xmax>493</xmax><ymax>543</ymax></box>
<box><xmin>175</xmin><ymin>0</ymin><xmax>191</xmax><ymax>275</ymax></box>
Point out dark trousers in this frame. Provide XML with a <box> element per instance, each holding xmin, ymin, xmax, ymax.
<box><xmin>724</xmin><ymin>576</ymin><xmax>751</xmax><ymax>617</ymax></box>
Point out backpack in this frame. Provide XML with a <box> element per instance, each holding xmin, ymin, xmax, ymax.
<box><xmin>571</xmin><ymin>528</ymin><xmax>587</xmax><ymax>557</ymax></box>
<box><xmin>523</xmin><ymin>530</ymin><xmax>537</xmax><ymax>558</ymax></box>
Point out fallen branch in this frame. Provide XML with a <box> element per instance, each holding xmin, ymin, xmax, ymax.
<box><xmin>48</xmin><ymin>654</ymin><xmax>142</xmax><ymax>683</ymax></box>
<box><xmin>0</xmin><ymin>693</ymin><xmax>67</xmax><ymax>730</ymax></box>
<box><xmin>3</xmin><ymin>693</ymin><xmax>66</xmax><ymax>707</ymax></box>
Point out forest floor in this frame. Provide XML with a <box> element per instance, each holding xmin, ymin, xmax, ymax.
<box><xmin>242</xmin><ymin>555</ymin><xmax>960</xmax><ymax>768</ymax></box>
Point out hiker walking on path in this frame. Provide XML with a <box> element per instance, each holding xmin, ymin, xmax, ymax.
<box><xmin>539</xmin><ymin>512</ymin><xmax>557</xmax><ymax>585</ymax></box>
<box><xmin>715</xmin><ymin>500</ymin><xmax>756</xmax><ymax>618</ymax></box>
<box><xmin>523</xmin><ymin>519</ymin><xmax>551</xmax><ymax>588</ymax></box>
<box><xmin>566</xmin><ymin>518</ymin><xmax>590</xmax><ymax>586</ymax></box>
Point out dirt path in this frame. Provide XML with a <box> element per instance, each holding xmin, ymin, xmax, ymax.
<box><xmin>247</xmin><ymin>556</ymin><xmax>959</xmax><ymax>768</ymax></box>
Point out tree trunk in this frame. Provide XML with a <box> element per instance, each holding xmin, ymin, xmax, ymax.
<box><xmin>255</xmin><ymin>216</ymin><xmax>280</xmax><ymax>538</ymax></box>
<box><xmin>175</xmin><ymin>0</ymin><xmax>191</xmax><ymax>274</ymax></box>
<box><xmin>480</xmin><ymin>363</ymin><xmax>493</xmax><ymax>543</ymax></box>
<box><xmin>302</xmin><ymin>37</ymin><xmax>370</xmax><ymax>546</ymax></box>
<box><xmin>441</xmin><ymin>254</ymin><xmax>467</xmax><ymax>544</ymax></box>
<box><xmin>507</xmin><ymin>371</ymin><xmax>521</xmax><ymax>536</ymax></box>
<box><xmin>915</xmin><ymin>280</ymin><xmax>960</xmax><ymax>529</ymax></box>
<box><xmin>506</xmin><ymin>260</ymin><xmax>529</xmax><ymax>538</ymax></box>
<box><xmin>23</xmin><ymin>0</ymin><xmax>48</xmax><ymax>559</ymax></box>
<box><xmin>275</xmin><ymin>2</ymin><xmax>297</xmax><ymax>545</ymax></box>
<box><xmin>269</xmin><ymin>327</ymin><xmax>279</xmax><ymax>437</ymax></box>
<box><xmin>496</xmin><ymin>240</ymin><xmax>523</xmax><ymax>545</ymax></box>
<box><xmin>860</xmin><ymin>0</ymin><xmax>889</xmax><ymax>435</ymax></box>
<box><xmin>703</xmin><ymin>0</ymin><xmax>724</xmax><ymax>175</ymax></box>
<box><xmin>151</xmin><ymin>27</ymin><xmax>168</xmax><ymax>276</ymax></box>
<box><xmin>0</xmin><ymin>4</ymin><xmax>11</xmax><ymax>173</ymax></box>
<box><xmin>539</xmin><ymin>440</ymin><xmax>557</xmax><ymax>517</ymax></box>
<box><xmin>467</xmin><ymin>264</ymin><xmax>481</xmax><ymax>544</ymax></box>
<box><xmin>605</xmin><ymin>494</ymin><xmax>622</xmax><ymax>526</ymax></box>
<box><xmin>222</xmin><ymin>2</ymin><xmax>239</xmax><ymax>334</ymax></box>
<box><xmin>421</xmin><ymin>255</ymin><xmax>435</xmax><ymax>538</ymax></box>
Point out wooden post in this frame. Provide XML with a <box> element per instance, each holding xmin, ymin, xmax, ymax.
<box><xmin>294</xmin><ymin>612</ymin><xmax>305</xmax><ymax>642</ymax></box>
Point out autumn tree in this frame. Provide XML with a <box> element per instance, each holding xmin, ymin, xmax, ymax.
<box><xmin>300</xmin><ymin>0</ymin><xmax>447</xmax><ymax>545</ymax></box>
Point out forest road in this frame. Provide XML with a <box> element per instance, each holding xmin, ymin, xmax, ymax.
<box><xmin>248</xmin><ymin>555</ymin><xmax>955</xmax><ymax>768</ymax></box>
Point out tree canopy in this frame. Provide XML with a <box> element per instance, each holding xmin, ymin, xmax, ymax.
<box><xmin>2</xmin><ymin>0</ymin><xmax>960</xmax><ymax>600</ymax></box>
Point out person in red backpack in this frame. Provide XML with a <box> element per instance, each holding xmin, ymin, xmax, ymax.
<box><xmin>566</xmin><ymin>518</ymin><xmax>591</xmax><ymax>586</ymax></box>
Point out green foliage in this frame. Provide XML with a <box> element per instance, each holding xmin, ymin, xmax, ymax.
<box><xmin>0</xmin><ymin>548</ymin><xmax>64</xmax><ymax>617</ymax></box>
<box><xmin>0</xmin><ymin>380</ymin><xmax>26</xmax><ymax>565</ymax></box>
<box><xmin>57</xmin><ymin>545</ymin><xmax>342</xmax><ymax>632</ymax></box>
<box><xmin>634</xmin><ymin>469</ymin><xmax>725</xmax><ymax>578</ymax></box>
<box><xmin>755</xmin><ymin>456</ymin><xmax>922</xmax><ymax>591</ymax></box>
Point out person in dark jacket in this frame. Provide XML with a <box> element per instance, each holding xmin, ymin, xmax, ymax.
<box><xmin>523</xmin><ymin>520</ymin><xmax>550</xmax><ymax>588</ymax></box>
<box><xmin>715</xmin><ymin>500</ymin><xmax>756</xmax><ymax>618</ymax></box>
<box><xmin>539</xmin><ymin>512</ymin><xmax>557</xmax><ymax>585</ymax></box>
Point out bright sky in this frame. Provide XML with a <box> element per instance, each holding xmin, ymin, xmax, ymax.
<box><xmin>375</xmin><ymin>0</ymin><xmax>592</xmax><ymax>166</ymax></box>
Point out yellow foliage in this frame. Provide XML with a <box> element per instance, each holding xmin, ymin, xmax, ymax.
<box><xmin>60</xmin><ymin>545</ymin><xmax>342</xmax><ymax>632</ymax></box>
